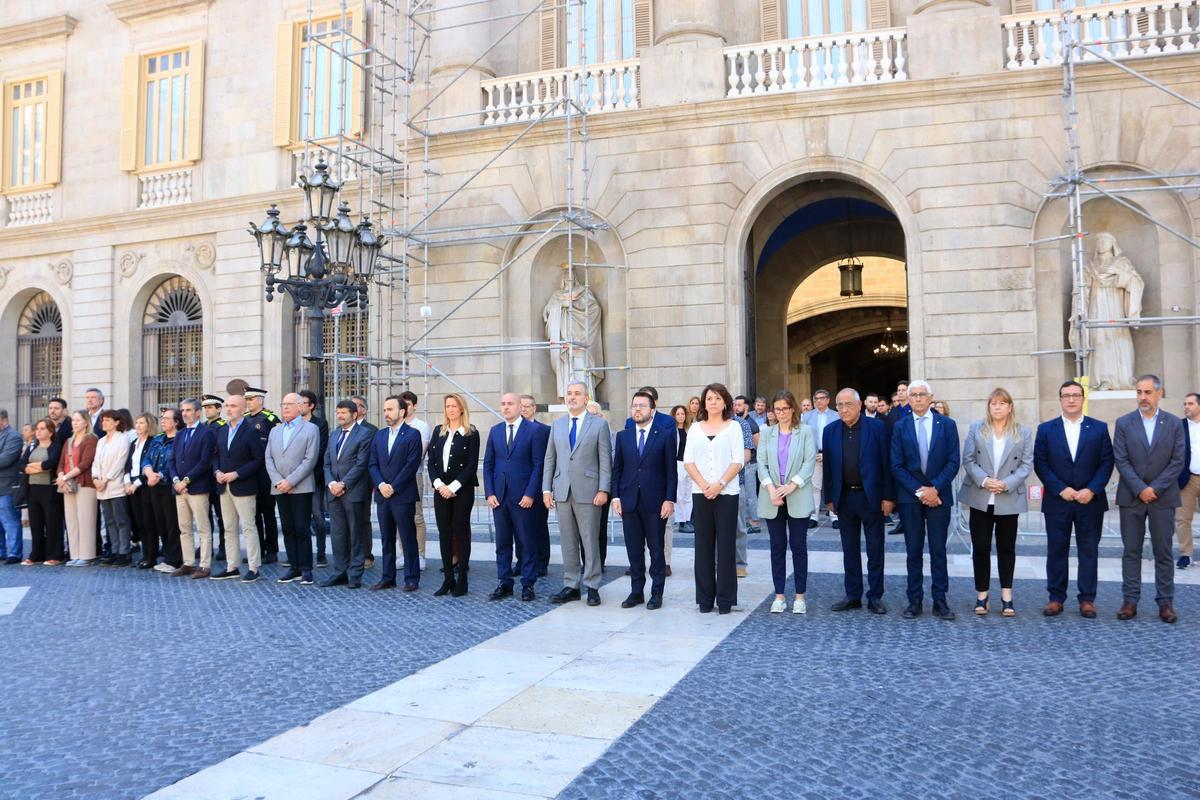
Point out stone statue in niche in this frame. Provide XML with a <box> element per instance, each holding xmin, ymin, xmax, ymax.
<box><xmin>1068</xmin><ymin>231</ymin><xmax>1144</xmax><ymax>390</ymax></box>
<box><xmin>543</xmin><ymin>262</ymin><xmax>604</xmax><ymax>399</ymax></box>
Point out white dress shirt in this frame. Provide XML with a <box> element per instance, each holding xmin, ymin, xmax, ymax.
<box><xmin>433</xmin><ymin>427</ymin><xmax>465</xmax><ymax>493</ymax></box>
<box><xmin>682</xmin><ymin>420</ymin><xmax>744</xmax><ymax>495</ymax></box>
<box><xmin>989</xmin><ymin>434</ymin><xmax>1006</xmax><ymax>506</ymax></box>
<box><xmin>1062</xmin><ymin>415</ymin><xmax>1082</xmax><ymax>461</ymax></box>
<box><xmin>127</xmin><ymin>436</ymin><xmax>150</xmax><ymax>485</ymax></box>
<box><xmin>1188</xmin><ymin>418</ymin><xmax>1200</xmax><ymax>475</ymax></box>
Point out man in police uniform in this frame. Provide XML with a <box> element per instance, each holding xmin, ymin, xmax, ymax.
<box><xmin>244</xmin><ymin>387</ymin><xmax>280</xmax><ymax>564</ymax></box>
<box><xmin>200</xmin><ymin>394</ymin><xmax>228</xmax><ymax>561</ymax></box>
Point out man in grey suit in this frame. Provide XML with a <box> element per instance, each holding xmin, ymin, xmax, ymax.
<box><xmin>1114</xmin><ymin>374</ymin><xmax>1186</xmax><ymax>623</ymax></box>
<box><xmin>322</xmin><ymin>399</ymin><xmax>373</xmax><ymax>588</ymax></box>
<box><xmin>265</xmin><ymin>392</ymin><xmax>321</xmax><ymax>586</ymax></box>
<box><xmin>543</xmin><ymin>381</ymin><xmax>612</xmax><ymax>606</ymax></box>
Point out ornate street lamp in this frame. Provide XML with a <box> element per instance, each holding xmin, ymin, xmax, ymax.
<box><xmin>838</xmin><ymin>255</ymin><xmax>864</xmax><ymax>297</ymax></box>
<box><xmin>248</xmin><ymin>204</ymin><xmax>290</xmax><ymax>276</ymax></box>
<box><xmin>321</xmin><ymin>200</ymin><xmax>359</xmax><ymax>270</ymax></box>
<box><xmin>297</xmin><ymin>158</ymin><xmax>343</xmax><ymax>224</ymax></box>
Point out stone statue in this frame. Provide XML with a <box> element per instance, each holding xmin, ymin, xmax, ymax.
<box><xmin>543</xmin><ymin>262</ymin><xmax>604</xmax><ymax>398</ymax></box>
<box><xmin>1068</xmin><ymin>231</ymin><xmax>1144</xmax><ymax>390</ymax></box>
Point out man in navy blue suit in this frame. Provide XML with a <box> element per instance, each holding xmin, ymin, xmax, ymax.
<box><xmin>612</xmin><ymin>390</ymin><xmax>677</xmax><ymax>610</ymax></box>
<box><xmin>212</xmin><ymin>394</ymin><xmax>265</xmax><ymax>582</ymax></box>
<box><xmin>824</xmin><ymin>388</ymin><xmax>895</xmax><ymax>614</ymax></box>
<box><xmin>1033</xmin><ymin>380</ymin><xmax>1114</xmax><ymax>618</ymax></box>
<box><xmin>484</xmin><ymin>392</ymin><xmax>548</xmax><ymax>601</ymax></box>
<box><xmin>170</xmin><ymin>398</ymin><xmax>219</xmax><ymax>579</ymax></box>
<box><xmin>368</xmin><ymin>395</ymin><xmax>423</xmax><ymax>591</ymax></box>
<box><xmin>891</xmin><ymin>379</ymin><xmax>961</xmax><ymax>620</ymax></box>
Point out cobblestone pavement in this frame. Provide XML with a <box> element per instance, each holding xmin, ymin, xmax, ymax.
<box><xmin>0</xmin><ymin>555</ymin><xmax>564</xmax><ymax>800</ymax></box>
<box><xmin>560</xmin><ymin>572</ymin><xmax>1200</xmax><ymax>800</ymax></box>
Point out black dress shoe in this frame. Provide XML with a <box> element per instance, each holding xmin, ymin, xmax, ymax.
<box><xmin>402</xmin><ymin>583</ymin><xmax>419</xmax><ymax>592</ymax></box>
<box><xmin>718</xmin><ymin>607</ymin><xmax>731</xmax><ymax>615</ymax></box>
<box><xmin>320</xmin><ymin>573</ymin><xmax>349</xmax><ymax>588</ymax></box>
<box><xmin>347</xmin><ymin>579</ymin><xmax>362</xmax><ymax>589</ymax></box>
<box><xmin>489</xmin><ymin>584</ymin><xmax>514</xmax><ymax>601</ymax></box>
<box><xmin>434</xmin><ymin>572</ymin><xmax>455</xmax><ymax>596</ymax></box>
<box><xmin>698</xmin><ymin>605</ymin><xmax>714</xmax><ymax>614</ymax></box>
<box><xmin>550</xmin><ymin>587</ymin><xmax>581</xmax><ymax>604</ymax></box>
<box><xmin>262</xmin><ymin>553</ymin><xmax>278</xmax><ymax>565</ymax></box>
<box><xmin>902</xmin><ymin>603</ymin><xmax>923</xmax><ymax>619</ymax></box>
<box><xmin>520</xmin><ymin>585</ymin><xmax>535</xmax><ymax>601</ymax></box>
<box><xmin>867</xmin><ymin>599</ymin><xmax>887</xmax><ymax>615</ymax></box>
<box><xmin>931</xmin><ymin>600</ymin><xmax>956</xmax><ymax>620</ymax></box>
<box><xmin>831</xmin><ymin>598</ymin><xmax>863</xmax><ymax>612</ymax></box>
<box><xmin>646</xmin><ymin>595</ymin><xmax>662</xmax><ymax>610</ymax></box>
<box><xmin>136</xmin><ymin>560</ymin><xmax>154</xmax><ymax>570</ymax></box>
<box><xmin>452</xmin><ymin>569</ymin><xmax>469</xmax><ymax>597</ymax></box>
<box><xmin>586</xmin><ymin>588</ymin><xmax>601</xmax><ymax>606</ymax></box>
<box><xmin>370</xmin><ymin>580</ymin><xmax>396</xmax><ymax>591</ymax></box>
<box><xmin>621</xmin><ymin>592</ymin><xmax>645</xmax><ymax>608</ymax></box>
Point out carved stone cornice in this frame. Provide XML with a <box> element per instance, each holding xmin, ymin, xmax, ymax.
<box><xmin>107</xmin><ymin>0</ymin><xmax>214</xmax><ymax>24</ymax></box>
<box><xmin>0</xmin><ymin>15</ymin><xmax>78</xmax><ymax>50</ymax></box>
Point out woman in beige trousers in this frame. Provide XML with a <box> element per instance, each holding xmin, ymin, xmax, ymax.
<box><xmin>57</xmin><ymin>410</ymin><xmax>99</xmax><ymax>566</ymax></box>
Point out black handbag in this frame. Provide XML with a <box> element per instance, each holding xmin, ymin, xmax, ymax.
<box><xmin>10</xmin><ymin>473</ymin><xmax>28</xmax><ymax>509</ymax></box>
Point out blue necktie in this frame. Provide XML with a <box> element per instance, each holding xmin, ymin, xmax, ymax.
<box><xmin>335</xmin><ymin>428</ymin><xmax>348</xmax><ymax>459</ymax></box>
<box><xmin>637</xmin><ymin>427</ymin><xmax>646</xmax><ymax>456</ymax></box>
<box><xmin>917</xmin><ymin>417</ymin><xmax>930</xmax><ymax>473</ymax></box>
<box><xmin>569</xmin><ymin>417</ymin><xmax>578</xmax><ymax>450</ymax></box>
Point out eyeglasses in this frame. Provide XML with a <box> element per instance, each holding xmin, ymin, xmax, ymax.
<box><xmin>834</xmin><ymin>402</ymin><xmax>858</xmax><ymax>409</ymax></box>
<box><xmin>772</xmin><ymin>406</ymin><xmax>792</xmax><ymax>415</ymax></box>
<box><xmin>908</xmin><ymin>391</ymin><xmax>930</xmax><ymax>398</ymax></box>
<box><xmin>1059</xmin><ymin>393</ymin><xmax>1084</xmax><ymax>400</ymax></box>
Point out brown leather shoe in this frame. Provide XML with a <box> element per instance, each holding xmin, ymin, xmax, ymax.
<box><xmin>169</xmin><ymin>565</ymin><xmax>195</xmax><ymax>577</ymax></box>
<box><xmin>1117</xmin><ymin>601</ymin><xmax>1137</xmax><ymax>620</ymax></box>
<box><xmin>190</xmin><ymin>568</ymin><xmax>211</xmax><ymax>579</ymax></box>
<box><xmin>665</xmin><ymin>565</ymin><xmax>672</xmax><ymax>577</ymax></box>
<box><xmin>1079</xmin><ymin>601</ymin><xmax>1097</xmax><ymax>619</ymax></box>
<box><xmin>1042</xmin><ymin>601</ymin><xmax>1064</xmax><ymax>617</ymax></box>
<box><xmin>1159</xmin><ymin>604</ymin><xmax>1178</xmax><ymax>624</ymax></box>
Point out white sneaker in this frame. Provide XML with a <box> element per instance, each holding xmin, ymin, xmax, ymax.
<box><xmin>152</xmin><ymin>562</ymin><xmax>174</xmax><ymax>574</ymax></box>
<box><xmin>419</xmin><ymin>556</ymin><xmax>426</xmax><ymax>570</ymax></box>
<box><xmin>770</xmin><ymin>597</ymin><xmax>787</xmax><ymax>614</ymax></box>
<box><xmin>792</xmin><ymin>597</ymin><xmax>807</xmax><ymax>614</ymax></box>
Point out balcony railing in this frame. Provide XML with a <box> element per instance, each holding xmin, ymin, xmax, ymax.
<box><xmin>724</xmin><ymin>30</ymin><xmax>908</xmax><ymax>97</ymax></box>
<box><xmin>481</xmin><ymin>59</ymin><xmax>640</xmax><ymax>126</ymax></box>
<box><xmin>1003</xmin><ymin>0</ymin><xmax>1200</xmax><ymax>69</ymax></box>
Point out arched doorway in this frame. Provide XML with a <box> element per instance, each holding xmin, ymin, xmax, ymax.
<box><xmin>16</xmin><ymin>291</ymin><xmax>63</xmax><ymax>426</ymax></box>
<box><xmin>142</xmin><ymin>276</ymin><xmax>203</xmax><ymax>411</ymax></box>
<box><xmin>748</xmin><ymin>178</ymin><xmax>909</xmax><ymax>399</ymax></box>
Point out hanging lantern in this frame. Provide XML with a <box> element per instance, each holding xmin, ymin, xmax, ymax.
<box><xmin>248</xmin><ymin>204</ymin><xmax>290</xmax><ymax>275</ymax></box>
<box><xmin>298</xmin><ymin>157</ymin><xmax>343</xmax><ymax>224</ymax></box>
<box><xmin>282</xmin><ymin>223</ymin><xmax>316</xmax><ymax>281</ymax></box>
<box><xmin>321</xmin><ymin>200</ymin><xmax>359</xmax><ymax>270</ymax></box>
<box><xmin>351</xmin><ymin>216</ymin><xmax>387</xmax><ymax>280</ymax></box>
<box><xmin>838</xmin><ymin>256</ymin><xmax>864</xmax><ymax>297</ymax></box>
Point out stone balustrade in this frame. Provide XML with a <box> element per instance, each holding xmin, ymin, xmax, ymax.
<box><xmin>1003</xmin><ymin>0</ymin><xmax>1200</xmax><ymax>69</ymax></box>
<box><xmin>5</xmin><ymin>190</ymin><xmax>53</xmax><ymax>226</ymax></box>
<box><xmin>292</xmin><ymin>149</ymin><xmax>359</xmax><ymax>186</ymax></box>
<box><xmin>724</xmin><ymin>30</ymin><xmax>908</xmax><ymax>97</ymax></box>
<box><xmin>481</xmin><ymin>59</ymin><xmax>640</xmax><ymax>126</ymax></box>
<box><xmin>137</xmin><ymin>167</ymin><xmax>193</xmax><ymax>209</ymax></box>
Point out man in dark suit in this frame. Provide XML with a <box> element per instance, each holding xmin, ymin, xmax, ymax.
<box><xmin>169</xmin><ymin>398</ymin><xmax>218</xmax><ymax>578</ymax></box>
<box><xmin>484</xmin><ymin>393</ymin><xmax>548</xmax><ymax>601</ymax></box>
<box><xmin>612</xmin><ymin>390</ymin><xmax>677</xmax><ymax>610</ymax></box>
<box><xmin>519</xmin><ymin>394</ymin><xmax>552</xmax><ymax>577</ymax></box>
<box><xmin>623</xmin><ymin>385</ymin><xmax>678</xmax><ymax>577</ymax></box>
<box><xmin>891</xmin><ymin>379</ymin><xmax>960</xmax><ymax>620</ymax></box>
<box><xmin>1113</xmin><ymin>374</ymin><xmax>1186</xmax><ymax>623</ymax></box>
<box><xmin>825</xmin><ymin>388</ymin><xmax>895</xmax><ymax>614</ymax></box>
<box><xmin>368</xmin><ymin>395</ymin><xmax>423</xmax><ymax>591</ymax></box>
<box><xmin>1033</xmin><ymin>380</ymin><xmax>1114</xmax><ymax>618</ymax></box>
<box><xmin>323</xmin><ymin>399</ymin><xmax>373</xmax><ymax>588</ymax></box>
<box><xmin>300</xmin><ymin>389</ymin><xmax>330</xmax><ymax>567</ymax></box>
<box><xmin>48</xmin><ymin>398</ymin><xmax>72</xmax><ymax>444</ymax></box>
<box><xmin>353</xmin><ymin>395</ymin><xmax>378</xmax><ymax>567</ymax></box>
<box><xmin>212</xmin><ymin>394</ymin><xmax>265</xmax><ymax>582</ymax></box>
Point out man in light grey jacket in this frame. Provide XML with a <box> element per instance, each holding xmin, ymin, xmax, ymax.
<box><xmin>266</xmin><ymin>393</ymin><xmax>320</xmax><ymax>586</ymax></box>
<box><xmin>0</xmin><ymin>410</ymin><xmax>24</xmax><ymax>563</ymax></box>
<box><xmin>1113</xmin><ymin>374</ymin><xmax>1186</xmax><ymax>623</ymax></box>
<box><xmin>543</xmin><ymin>381</ymin><xmax>611</xmax><ymax>606</ymax></box>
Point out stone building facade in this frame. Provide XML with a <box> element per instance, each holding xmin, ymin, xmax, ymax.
<box><xmin>0</xmin><ymin>0</ymin><xmax>1196</xmax><ymax>431</ymax></box>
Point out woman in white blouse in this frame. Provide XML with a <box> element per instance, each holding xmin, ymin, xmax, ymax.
<box><xmin>960</xmin><ymin>388</ymin><xmax>1034</xmax><ymax>617</ymax></box>
<box><xmin>93</xmin><ymin>410</ymin><xmax>133</xmax><ymax>566</ymax></box>
<box><xmin>125</xmin><ymin>413</ymin><xmax>158</xmax><ymax>569</ymax></box>
<box><xmin>428</xmin><ymin>393</ymin><xmax>480</xmax><ymax>597</ymax></box>
<box><xmin>683</xmin><ymin>383</ymin><xmax>746</xmax><ymax>615</ymax></box>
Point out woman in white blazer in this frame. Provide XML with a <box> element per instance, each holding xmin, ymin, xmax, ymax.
<box><xmin>757</xmin><ymin>391</ymin><xmax>817</xmax><ymax>614</ymax></box>
<box><xmin>960</xmin><ymin>388</ymin><xmax>1034</xmax><ymax>617</ymax></box>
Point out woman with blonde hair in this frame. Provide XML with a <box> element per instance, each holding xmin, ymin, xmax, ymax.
<box><xmin>933</xmin><ymin>400</ymin><xmax>951</xmax><ymax>417</ymax></box>
<box><xmin>428</xmin><ymin>393</ymin><xmax>480</xmax><ymax>597</ymax></box>
<box><xmin>670</xmin><ymin>405</ymin><xmax>693</xmax><ymax>533</ymax></box>
<box><xmin>960</xmin><ymin>388</ymin><xmax>1033</xmax><ymax>616</ymax></box>
<box><xmin>686</xmin><ymin>396</ymin><xmax>701</xmax><ymax>425</ymax></box>
<box><xmin>58</xmin><ymin>410</ymin><xmax>98</xmax><ymax>566</ymax></box>
<box><xmin>126</xmin><ymin>413</ymin><xmax>159</xmax><ymax>569</ymax></box>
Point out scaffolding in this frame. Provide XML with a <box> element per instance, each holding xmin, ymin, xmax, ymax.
<box><xmin>292</xmin><ymin>0</ymin><xmax>621</xmax><ymax>420</ymax></box>
<box><xmin>1030</xmin><ymin>6</ymin><xmax>1200</xmax><ymax>381</ymax></box>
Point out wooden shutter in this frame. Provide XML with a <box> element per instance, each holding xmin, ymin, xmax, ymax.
<box><xmin>633</xmin><ymin>0</ymin><xmax>653</xmax><ymax>53</ymax></box>
<box><xmin>0</xmin><ymin>80</ymin><xmax>10</xmax><ymax>189</ymax></box>
<box><xmin>184</xmin><ymin>41</ymin><xmax>205</xmax><ymax>162</ymax></box>
<box><xmin>868</xmin><ymin>0</ymin><xmax>891</xmax><ymax>28</ymax></box>
<box><xmin>350</xmin><ymin>3</ymin><xmax>366</xmax><ymax>137</ymax></box>
<box><xmin>118</xmin><ymin>54</ymin><xmax>140</xmax><ymax>171</ymax></box>
<box><xmin>1011</xmin><ymin>0</ymin><xmax>1035</xmax><ymax>12</ymax></box>
<box><xmin>44</xmin><ymin>70</ymin><xmax>64</xmax><ymax>185</ymax></box>
<box><xmin>761</xmin><ymin>0</ymin><xmax>784</xmax><ymax>41</ymax></box>
<box><xmin>539</xmin><ymin>0</ymin><xmax>559</xmax><ymax>70</ymax></box>
<box><xmin>273</xmin><ymin>21</ymin><xmax>296</xmax><ymax>146</ymax></box>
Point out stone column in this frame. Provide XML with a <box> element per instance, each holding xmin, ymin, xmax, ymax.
<box><xmin>640</xmin><ymin>0</ymin><xmax>728</xmax><ymax>108</ymax></box>
<box><xmin>427</xmin><ymin>0</ymin><xmax>496</xmax><ymax>133</ymax></box>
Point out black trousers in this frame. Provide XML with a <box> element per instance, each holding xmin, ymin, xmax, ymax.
<box><xmin>255</xmin><ymin>482</ymin><xmax>279</xmax><ymax>555</ymax></box>
<box><xmin>130</xmin><ymin>485</ymin><xmax>156</xmax><ymax>560</ymax></box>
<box><xmin>692</xmin><ymin>492</ymin><xmax>738</xmax><ymax>612</ymax></box>
<box><xmin>359</xmin><ymin>500</ymin><xmax>374</xmax><ymax>560</ymax></box>
<box><xmin>329</xmin><ymin>495</ymin><xmax>367</xmax><ymax>580</ymax></box>
<box><xmin>27</xmin><ymin>484</ymin><xmax>64</xmax><ymax>562</ymax></box>
<box><xmin>149</xmin><ymin>483</ymin><xmax>181</xmax><ymax>567</ymax></box>
<box><xmin>277</xmin><ymin>492</ymin><xmax>313</xmax><ymax>573</ymax></box>
<box><xmin>433</xmin><ymin>490</ymin><xmax>473</xmax><ymax>572</ymax></box>
<box><xmin>208</xmin><ymin>489</ymin><xmax>225</xmax><ymax>547</ymax></box>
<box><xmin>622</xmin><ymin>503</ymin><xmax>667</xmax><ymax>596</ymax></box>
<box><xmin>969</xmin><ymin>506</ymin><xmax>1019</xmax><ymax>592</ymax></box>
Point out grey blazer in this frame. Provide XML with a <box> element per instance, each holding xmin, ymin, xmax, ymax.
<box><xmin>542</xmin><ymin>412</ymin><xmax>612</xmax><ymax>502</ymax></box>
<box><xmin>959</xmin><ymin>421</ymin><xmax>1034</xmax><ymax>515</ymax></box>
<box><xmin>265</xmin><ymin>419</ymin><xmax>320</xmax><ymax>495</ymax></box>
<box><xmin>756</xmin><ymin>424</ymin><xmax>817</xmax><ymax>521</ymax></box>
<box><xmin>1113</xmin><ymin>409</ymin><xmax>1186</xmax><ymax>509</ymax></box>
<box><xmin>324</xmin><ymin>422</ymin><xmax>373</xmax><ymax>503</ymax></box>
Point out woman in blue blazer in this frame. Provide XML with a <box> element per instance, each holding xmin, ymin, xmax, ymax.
<box><xmin>757</xmin><ymin>391</ymin><xmax>817</xmax><ymax>614</ymax></box>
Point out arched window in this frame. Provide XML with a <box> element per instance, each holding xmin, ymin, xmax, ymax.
<box><xmin>142</xmin><ymin>276</ymin><xmax>203</xmax><ymax>412</ymax></box>
<box><xmin>16</xmin><ymin>292</ymin><xmax>62</xmax><ymax>425</ymax></box>
<box><xmin>292</xmin><ymin>305</ymin><xmax>369</xmax><ymax>415</ymax></box>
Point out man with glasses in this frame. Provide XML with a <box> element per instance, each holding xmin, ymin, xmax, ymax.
<box><xmin>1033</xmin><ymin>380</ymin><xmax>1114</xmax><ymax>618</ymax></box>
<box><xmin>803</xmin><ymin>389</ymin><xmax>838</xmax><ymax>530</ymax></box>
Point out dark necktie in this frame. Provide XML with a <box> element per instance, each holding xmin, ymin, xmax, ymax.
<box><xmin>507</xmin><ymin>424</ymin><xmax>514</xmax><ymax>452</ymax></box>
<box><xmin>637</xmin><ymin>427</ymin><xmax>646</xmax><ymax>456</ymax></box>
<box><xmin>569</xmin><ymin>417</ymin><xmax>578</xmax><ymax>450</ymax></box>
<box><xmin>335</xmin><ymin>428</ymin><xmax>348</xmax><ymax>459</ymax></box>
